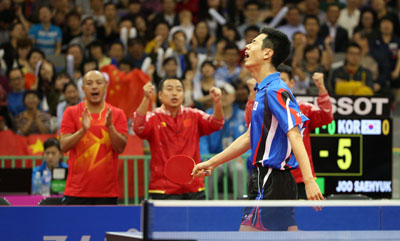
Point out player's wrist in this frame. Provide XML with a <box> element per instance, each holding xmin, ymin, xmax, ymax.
<box><xmin>303</xmin><ymin>177</ymin><xmax>315</xmax><ymax>185</ymax></box>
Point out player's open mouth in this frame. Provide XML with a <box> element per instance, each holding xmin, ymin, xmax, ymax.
<box><xmin>171</xmin><ymin>98</ymin><xmax>178</xmax><ymax>103</ymax></box>
<box><xmin>244</xmin><ymin>52</ymin><xmax>249</xmax><ymax>61</ymax></box>
<box><xmin>91</xmin><ymin>92</ymin><xmax>100</xmax><ymax>98</ymax></box>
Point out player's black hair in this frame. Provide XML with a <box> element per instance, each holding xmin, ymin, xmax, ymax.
<box><xmin>260</xmin><ymin>27</ymin><xmax>291</xmax><ymax>68</ymax></box>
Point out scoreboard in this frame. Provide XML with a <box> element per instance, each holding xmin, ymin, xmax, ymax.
<box><xmin>296</xmin><ymin>96</ymin><xmax>392</xmax><ymax>199</ymax></box>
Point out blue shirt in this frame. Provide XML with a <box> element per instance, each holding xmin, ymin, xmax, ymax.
<box><xmin>200</xmin><ymin>104</ymin><xmax>247</xmax><ymax>154</ymax></box>
<box><xmin>250</xmin><ymin>72</ymin><xmax>308</xmax><ymax>170</ymax></box>
<box><xmin>215</xmin><ymin>65</ymin><xmax>242</xmax><ymax>84</ymax></box>
<box><xmin>29</xmin><ymin>24</ymin><xmax>62</xmax><ymax>56</ymax></box>
<box><xmin>7</xmin><ymin>91</ymin><xmax>26</xmax><ymax>116</ymax></box>
<box><xmin>31</xmin><ymin>160</ymin><xmax>68</xmax><ymax>192</ymax></box>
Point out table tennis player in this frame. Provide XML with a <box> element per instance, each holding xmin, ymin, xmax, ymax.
<box><xmin>132</xmin><ymin>77</ymin><xmax>224</xmax><ymax>200</ymax></box>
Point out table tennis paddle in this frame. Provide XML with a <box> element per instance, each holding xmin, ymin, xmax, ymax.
<box><xmin>164</xmin><ymin>155</ymin><xmax>196</xmax><ymax>185</ymax></box>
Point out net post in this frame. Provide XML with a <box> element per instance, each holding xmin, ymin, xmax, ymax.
<box><xmin>142</xmin><ymin>200</ymin><xmax>154</xmax><ymax>240</ymax></box>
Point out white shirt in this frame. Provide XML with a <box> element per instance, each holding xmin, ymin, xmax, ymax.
<box><xmin>337</xmin><ymin>8</ymin><xmax>360</xmax><ymax>39</ymax></box>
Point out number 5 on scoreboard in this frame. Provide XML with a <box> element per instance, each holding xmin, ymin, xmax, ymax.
<box><xmin>337</xmin><ymin>138</ymin><xmax>352</xmax><ymax>170</ymax></box>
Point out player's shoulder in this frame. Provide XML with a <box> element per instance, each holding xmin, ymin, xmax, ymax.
<box><xmin>266</xmin><ymin>79</ymin><xmax>291</xmax><ymax>95</ymax></box>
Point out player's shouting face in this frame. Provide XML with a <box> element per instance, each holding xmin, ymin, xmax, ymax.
<box><xmin>82</xmin><ymin>71</ymin><xmax>107</xmax><ymax>105</ymax></box>
<box><xmin>158</xmin><ymin>78</ymin><xmax>184</xmax><ymax>108</ymax></box>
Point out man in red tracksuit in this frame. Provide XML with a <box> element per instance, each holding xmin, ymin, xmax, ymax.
<box><xmin>132</xmin><ymin>77</ymin><xmax>224</xmax><ymax>199</ymax></box>
<box><xmin>245</xmin><ymin>65</ymin><xmax>333</xmax><ymax>199</ymax></box>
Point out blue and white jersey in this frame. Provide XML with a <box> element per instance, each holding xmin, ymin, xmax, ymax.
<box><xmin>250</xmin><ymin>72</ymin><xmax>308</xmax><ymax>170</ymax></box>
<box><xmin>29</xmin><ymin>24</ymin><xmax>62</xmax><ymax>56</ymax></box>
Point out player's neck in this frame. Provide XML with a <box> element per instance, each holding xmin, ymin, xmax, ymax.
<box><xmin>85</xmin><ymin>100</ymin><xmax>105</xmax><ymax>114</ymax></box>
<box><xmin>250</xmin><ymin>64</ymin><xmax>277</xmax><ymax>84</ymax></box>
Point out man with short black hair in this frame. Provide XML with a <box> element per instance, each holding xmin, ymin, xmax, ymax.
<box><xmin>7</xmin><ymin>68</ymin><xmax>26</xmax><ymax>116</ymax></box>
<box><xmin>132</xmin><ymin>77</ymin><xmax>224</xmax><ymax>199</ymax></box>
<box><xmin>193</xmin><ymin>27</ymin><xmax>323</xmax><ymax>231</ymax></box>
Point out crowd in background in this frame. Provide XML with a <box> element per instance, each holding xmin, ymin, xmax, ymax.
<box><xmin>0</xmin><ymin>0</ymin><xmax>399</xmax><ymax>139</ymax></box>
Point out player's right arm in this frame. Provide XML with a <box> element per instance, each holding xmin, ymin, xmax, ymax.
<box><xmin>193</xmin><ymin>127</ymin><xmax>251</xmax><ymax>177</ymax></box>
<box><xmin>136</xmin><ymin>82</ymin><xmax>153</xmax><ymax>116</ymax></box>
<box><xmin>60</xmin><ymin>108</ymin><xmax>90</xmax><ymax>153</ymax></box>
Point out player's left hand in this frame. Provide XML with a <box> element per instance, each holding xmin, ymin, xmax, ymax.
<box><xmin>105</xmin><ymin>107</ymin><xmax>113</xmax><ymax>128</ymax></box>
<box><xmin>210</xmin><ymin>87</ymin><xmax>221</xmax><ymax>103</ymax></box>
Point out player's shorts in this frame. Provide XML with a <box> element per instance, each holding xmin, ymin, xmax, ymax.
<box><xmin>241</xmin><ymin>165</ymin><xmax>298</xmax><ymax>231</ymax></box>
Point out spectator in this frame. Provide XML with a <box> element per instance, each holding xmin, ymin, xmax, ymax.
<box><xmin>353</xmin><ymin>31</ymin><xmax>379</xmax><ymax>81</ymax></box>
<box><xmin>221</xmin><ymin>24</ymin><xmax>243</xmax><ymax>50</ymax></box>
<box><xmin>194</xmin><ymin>60</ymin><xmax>218</xmax><ymax>110</ymax></box>
<box><xmin>233</xmin><ymin>80</ymin><xmax>249</xmax><ymax>110</ymax></box>
<box><xmin>87</xmin><ymin>0</ymin><xmax>106</xmax><ymax>26</ymax></box>
<box><xmin>15</xmin><ymin>90</ymin><xmax>51</xmax><ymax>135</ymax></box>
<box><xmin>353</xmin><ymin>7</ymin><xmax>379</xmax><ymax>41</ymax></box>
<box><xmin>108</xmin><ymin>42</ymin><xmax>125</xmax><ymax>65</ymax></box>
<box><xmin>31</xmin><ymin>137</ymin><xmax>68</xmax><ymax>193</ymax></box>
<box><xmin>125</xmin><ymin>38</ymin><xmax>149</xmax><ymax>70</ymax></box>
<box><xmin>301</xmin><ymin>0</ymin><xmax>327</xmax><ymax>25</ymax></box>
<box><xmin>199</xmin><ymin>0</ymin><xmax>225</xmax><ymax>37</ymax></box>
<box><xmin>145</xmin><ymin>21</ymin><xmax>170</xmax><ymax>54</ymax></box>
<box><xmin>215</xmin><ymin>43</ymin><xmax>242</xmax><ymax>84</ymax></box>
<box><xmin>36</xmin><ymin>61</ymin><xmax>59</xmax><ymax>116</ymax></box>
<box><xmin>70</xmin><ymin>17</ymin><xmax>97</xmax><ymax>56</ymax></box>
<box><xmin>150</xmin><ymin>0</ymin><xmax>179</xmax><ymax>28</ymax></box>
<box><xmin>54</xmin><ymin>72</ymin><xmax>72</xmax><ymax>102</ymax></box>
<box><xmin>7</xmin><ymin>68</ymin><xmax>26</xmax><ymax>116</ymax></box>
<box><xmin>158</xmin><ymin>57</ymin><xmax>178</xmax><ymax>82</ymax></box>
<box><xmin>60</xmin><ymin>70</ymin><xmax>128</xmax><ymax>205</ymax></box>
<box><xmin>260</xmin><ymin>0</ymin><xmax>285</xmax><ymax>25</ymax></box>
<box><xmin>132</xmin><ymin>78</ymin><xmax>223</xmax><ymax>199</ymax></box>
<box><xmin>28</xmin><ymin>5</ymin><xmax>62</xmax><ymax>55</ymax></box>
<box><xmin>15</xmin><ymin>38</ymin><xmax>33</xmax><ymax>74</ymax></box>
<box><xmin>292</xmin><ymin>43</ymin><xmax>332</xmax><ymax>95</ymax></box>
<box><xmin>133</xmin><ymin>15</ymin><xmax>151</xmax><ymax>42</ymax></box>
<box><xmin>102</xmin><ymin>3</ymin><xmax>120</xmax><ymax>46</ymax></box>
<box><xmin>190</xmin><ymin>21</ymin><xmax>216</xmax><ymax>55</ymax></box>
<box><xmin>278</xmin><ymin>6</ymin><xmax>305</xmax><ymax>42</ymax></box>
<box><xmin>371</xmin><ymin>0</ymin><xmax>400</xmax><ymax>37</ymax></box>
<box><xmin>0</xmin><ymin>23</ymin><xmax>27</xmax><ymax>71</ymax></box>
<box><xmin>200</xmin><ymin>82</ymin><xmax>246</xmax><ymax>154</ymax></box>
<box><xmin>119</xmin><ymin>59</ymin><xmax>133</xmax><ymax>73</ymax></box>
<box><xmin>303</xmin><ymin>15</ymin><xmax>324</xmax><ymax>47</ymax></box>
<box><xmin>57</xmin><ymin>81</ymin><xmax>80</xmax><ymax>130</ymax></box>
<box><xmin>237</xmin><ymin>1</ymin><xmax>266</xmax><ymax>38</ymax></box>
<box><xmin>331</xmin><ymin>42</ymin><xmax>374</xmax><ymax>95</ymax></box>
<box><xmin>88</xmin><ymin>41</ymin><xmax>111</xmax><ymax>69</ymax></box>
<box><xmin>62</xmin><ymin>10</ymin><xmax>82</xmax><ymax>47</ymax></box>
<box><xmin>77</xmin><ymin>58</ymin><xmax>99</xmax><ymax>99</ymax></box>
<box><xmin>370</xmin><ymin>17</ymin><xmax>400</xmax><ymax>103</ymax></box>
<box><xmin>337</xmin><ymin>0</ymin><xmax>360</xmax><ymax>38</ymax></box>
<box><xmin>66</xmin><ymin>44</ymin><xmax>84</xmax><ymax>80</ymax></box>
<box><xmin>170</xmin><ymin>10</ymin><xmax>194</xmax><ymax>45</ymax></box>
<box><xmin>319</xmin><ymin>3</ymin><xmax>349</xmax><ymax>53</ymax></box>
<box><xmin>162</xmin><ymin>31</ymin><xmax>188</xmax><ymax>78</ymax></box>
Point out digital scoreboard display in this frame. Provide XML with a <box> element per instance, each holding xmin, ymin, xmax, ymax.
<box><xmin>297</xmin><ymin>96</ymin><xmax>392</xmax><ymax>199</ymax></box>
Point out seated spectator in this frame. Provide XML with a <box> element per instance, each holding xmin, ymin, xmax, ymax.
<box><xmin>221</xmin><ymin>24</ymin><xmax>243</xmax><ymax>50</ymax></box>
<box><xmin>54</xmin><ymin>72</ymin><xmax>72</xmax><ymax>103</ymax></box>
<box><xmin>194</xmin><ymin>60</ymin><xmax>218</xmax><ymax>110</ymax></box>
<box><xmin>31</xmin><ymin>137</ymin><xmax>68</xmax><ymax>193</ymax></box>
<box><xmin>57</xmin><ymin>81</ymin><xmax>80</xmax><ymax>130</ymax></box>
<box><xmin>352</xmin><ymin>31</ymin><xmax>379</xmax><ymax>82</ymax></box>
<box><xmin>190</xmin><ymin>21</ymin><xmax>216</xmax><ymax>55</ymax></box>
<box><xmin>303</xmin><ymin>15</ymin><xmax>324</xmax><ymax>47</ymax></box>
<box><xmin>28</xmin><ymin>5</ymin><xmax>62</xmax><ymax>56</ymax></box>
<box><xmin>7</xmin><ymin>68</ymin><xmax>26</xmax><ymax>117</ymax></box>
<box><xmin>159</xmin><ymin>31</ymin><xmax>188</xmax><ymax>78</ymax></box>
<box><xmin>145</xmin><ymin>21</ymin><xmax>170</xmax><ymax>54</ymax></box>
<box><xmin>353</xmin><ymin>7</ymin><xmax>379</xmax><ymax>41</ymax></box>
<box><xmin>36</xmin><ymin>61</ymin><xmax>59</xmax><ymax>116</ymax></box>
<box><xmin>319</xmin><ymin>4</ymin><xmax>349</xmax><ymax>53</ymax></box>
<box><xmin>102</xmin><ymin>3</ymin><xmax>120</xmax><ymax>46</ymax></box>
<box><xmin>292</xmin><ymin>43</ymin><xmax>332</xmax><ymax>95</ymax></box>
<box><xmin>170</xmin><ymin>9</ymin><xmax>194</xmax><ymax>45</ymax></box>
<box><xmin>370</xmin><ymin>17</ymin><xmax>400</xmax><ymax>104</ymax></box>
<box><xmin>15</xmin><ymin>38</ymin><xmax>33</xmax><ymax>74</ymax></box>
<box><xmin>277</xmin><ymin>6</ymin><xmax>305</xmax><ymax>42</ymax></box>
<box><xmin>157</xmin><ymin>57</ymin><xmax>178</xmax><ymax>85</ymax></box>
<box><xmin>0</xmin><ymin>22</ymin><xmax>27</xmax><ymax>71</ymax></box>
<box><xmin>149</xmin><ymin>0</ymin><xmax>179</xmax><ymax>28</ymax></box>
<box><xmin>215</xmin><ymin>43</ymin><xmax>242</xmax><ymax>84</ymax></box>
<box><xmin>200</xmin><ymin>82</ymin><xmax>246</xmax><ymax>154</ymax></box>
<box><xmin>65</xmin><ymin>44</ymin><xmax>84</xmax><ymax>80</ymax></box>
<box><xmin>15</xmin><ymin>90</ymin><xmax>51</xmax><ymax>135</ymax></box>
<box><xmin>88</xmin><ymin>41</ymin><xmax>111</xmax><ymax>69</ymax></box>
<box><xmin>70</xmin><ymin>17</ymin><xmax>97</xmax><ymax>57</ymax></box>
<box><xmin>134</xmin><ymin>15</ymin><xmax>151</xmax><ymax>43</ymax></box>
<box><xmin>300</xmin><ymin>0</ymin><xmax>327</xmax><ymax>25</ymax></box>
<box><xmin>108</xmin><ymin>42</ymin><xmax>125</xmax><ymax>65</ymax></box>
<box><xmin>371</xmin><ymin>0</ymin><xmax>400</xmax><ymax>37</ymax></box>
<box><xmin>260</xmin><ymin>0</ymin><xmax>285</xmax><ymax>25</ymax></box>
<box><xmin>337</xmin><ymin>0</ymin><xmax>360</xmax><ymax>38</ymax></box>
<box><xmin>125</xmin><ymin>38</ymin><xmax>149</xmax><ymax>70</ymax></box>
<box><xmin>62</xmin><ymin>10</ymin><xmax>82</xmax><ymax>47</ymax></box>
<box><xmin>331</xmin><ymin>43</ymin><xmax>374</xmax><ymax>95</ymax></box>
<box><xmin>237</xmin><ymin>1</ymin><xmax>266</xmax><ymax>38</ymax></box>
